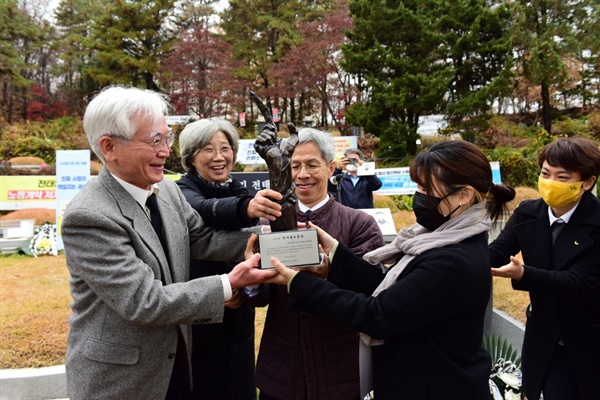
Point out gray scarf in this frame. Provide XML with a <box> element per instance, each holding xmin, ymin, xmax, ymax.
<box><xmin>361</xmin><ymin>202</ymin><xmax>491</xmax><ymax>346</ymax></box>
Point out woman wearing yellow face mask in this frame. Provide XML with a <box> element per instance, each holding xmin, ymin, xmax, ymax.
<box><xmin>489</xmin><ymin>137</ymin><xmax>600</xmax><ymax>400</ymax></box>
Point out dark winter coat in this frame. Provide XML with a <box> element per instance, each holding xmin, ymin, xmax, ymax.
<box><xmin>177</xmin><ymin>172</ymin><xmax>258</xmax><ymax>400</ymax></box>
<box><xmin>289</xmin><ymin>233</ymin><xmax>493</xmax><ymax>400</ymax></box>
<box><xmin>251</xmin><ymin>197</ymin><xmax>384</xmax><ymax>400</ymax></box>
<box><xmin>489</xmin><ymin>192</ymin><xmax>600</xmax><ymax>400</ymax></box>
<box><xmin>328</xmin><ymin>168</ymin><xmax>382</xmax><ymax>209</ymax></box>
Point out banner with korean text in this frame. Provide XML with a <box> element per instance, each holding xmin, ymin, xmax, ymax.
<box><xmin>55</xmin><ymin>150</ymin><xmax>90</xmax><ymax>249</ymax></box>
<box><xmin>374</xmin><ymin>162</ymin><xmax>503</xmax><ymax>195</ymax></box>
<box><xmin>236</xmin><ymin>136</ymin><xmax>358</xmax><ymax>165</ymax></box>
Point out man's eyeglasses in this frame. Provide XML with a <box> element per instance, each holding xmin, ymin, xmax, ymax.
<box><xmin>200</xmin><ymin>146</ymin><xmax>234</xmax><ymax>159</ymax></box>
<box><xmin>291</xmin><ymin>163</ymin><xmax>323</xmax><ymax>175</ymax></box>
<box><xmin>110</xmin><ymin>131</ymin><xmax>175</xmax><ymax>152</ymax></box>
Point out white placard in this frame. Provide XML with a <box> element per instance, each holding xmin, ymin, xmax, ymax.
<box><xmin>358</xmin><ymin>162</ymin><xmax>376</xmax><ymax>176</ymax></box>
<box><xmin>165</xmin><ymin>115</ymin><xmax>193</xmax><ymax>126</ymax></box>
<box><xmin>359</xmin><ymin>208</ymin><xmax>397</xmax><ymax>236</ymax></box>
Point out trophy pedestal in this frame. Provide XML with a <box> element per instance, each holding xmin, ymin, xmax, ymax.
<box><xmin>258</xmin><ymin>228</ymin><xmax>320</xmax><ymax>269</ymax></box>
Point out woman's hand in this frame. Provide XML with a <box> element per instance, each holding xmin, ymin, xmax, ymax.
<box><xmin>247</xmin><ymin>189</ymin><xmax>282</xmax><ymax>221</ymax></box>
<box><xmin>307</xmin><ymin>222</ymin><xmax>338</xmax><ymax>256</ymax></box>
<box><xmin>491</xmin><ymin>255</ymin><xmax>525</xmax><ymax>281</ymax></box>
<box><xmin>265</xmin><ymin>245</ymin><xmax>329</xmax><ymax>288</ymax></box>
<box><xmin>265</xmin><ymin>257</ymin><xmax>298</xmax><ymax>286</ymax></box>
<box><xmin>296</xmin><ymin>245</ymin><xmax>330</xmax><ymax>279</ymax></box>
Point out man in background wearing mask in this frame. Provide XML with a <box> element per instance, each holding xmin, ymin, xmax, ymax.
<box><xmin>489</xmin><ymin>137</ymin><xmax>600</xmax><ymax>400</ymax></box>
<box><xmin>328</xmin><ymin>148</ymin><xmax>382</xmax><ymax>209</ymax></box>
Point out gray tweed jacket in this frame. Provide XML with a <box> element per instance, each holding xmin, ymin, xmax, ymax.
<box><xmin>62</xmin><ymin>168</ymin><xmax>253</xmax><ymax>399</ymax></box>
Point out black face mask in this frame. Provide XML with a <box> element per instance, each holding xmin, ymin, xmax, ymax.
<box><xmin>413</xmin><ymin>191</ymin><xmax>460</xmax><ymax>231</ymax></box>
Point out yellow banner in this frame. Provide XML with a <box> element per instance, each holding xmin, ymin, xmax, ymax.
<box><xmin>0</xmin><ymin>174</ymin><xmax>182</xmax><ymax>210</ymax></box>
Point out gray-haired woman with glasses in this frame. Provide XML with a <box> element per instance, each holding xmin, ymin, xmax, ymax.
<box><xmin>177</xmin><ymin>119</ymin><xmax>282</xmax><ymax>400</ymax></box>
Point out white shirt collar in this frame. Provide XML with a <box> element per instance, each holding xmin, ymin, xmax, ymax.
<box><xmin>297</xmin><ymin>196</ymin><xmax>329</xmax><ymax>213</ymax></box>
<box><xmin>548</xmin><ymin>201</ymin><xmax>578</xmax><ymax>225</ymax></box>
<box><xmin>111</xmin><ymin>173</ymin><xmax>159</xmax><ymax>212</ymax></box>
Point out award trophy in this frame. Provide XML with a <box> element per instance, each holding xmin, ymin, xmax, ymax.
<box><xmin>250</xmin><ymin>91</ymin><xmax>321</xmax><ymax>269</ymax></box>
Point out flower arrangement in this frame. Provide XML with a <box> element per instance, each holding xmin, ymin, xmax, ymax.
<box><xmin>489</xmin><ymin>358</ymin><xmax>522</xmax><ymax>400</ymax></box>
<box><xmin>29</xmin><ymin>222</ymin><xmax>58</xmax><ymax>257</ymax></box>
<box><xmin>483</xmin><ymin>333</ymin><xmax>523</xmax><ymax>400</ymax></box>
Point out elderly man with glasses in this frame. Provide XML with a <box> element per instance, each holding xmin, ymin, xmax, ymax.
<box><xmin>249</xmin><ymin>127</ymin><xmax>385</xmax><ymax>400</ymax></box>
<box><xmin>61</xmin><ymin>85</ymin><xmax>276</xmax><ymax>400</ymax></box>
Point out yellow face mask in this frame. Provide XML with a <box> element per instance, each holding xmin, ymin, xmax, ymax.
<box><xmin>538</xmin><ymin>177</ymin><xmax>583</xmax><ymax>208</ymax></box>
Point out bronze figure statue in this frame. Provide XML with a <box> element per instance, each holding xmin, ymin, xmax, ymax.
<box><xmin>250</xmin><ymin>90</ymin><xmax>298</xmax><ymax>232</ymax></box>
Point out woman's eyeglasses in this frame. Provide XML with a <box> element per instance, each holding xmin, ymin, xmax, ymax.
<box><xmin>200</xmin><ymin>146</ymin><xmax>233</xmax><ymax>159</ymax></box>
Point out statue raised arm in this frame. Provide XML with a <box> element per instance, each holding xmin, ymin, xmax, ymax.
<box><xmin>251</xmin><ymin>91</ymin><xmax>299</xmax><ymax>232</ymax></box>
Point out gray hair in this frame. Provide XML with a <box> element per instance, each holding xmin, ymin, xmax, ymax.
<box><xmin>297</xmin><ymin>128</ymin><xmax>335</xmax><ymax>163</ymax></box>
<box><xmin>344</xmin><ymin>148</ymin><xmax>364</xmax><ymax>159</ymax></box>
<box><xmin>83</xmin><ymin>85</ymin><xmax>170</xmax><ymax>163</ymax></box>
<box><xmin>179</xmin><ymin>119</ymin><xmax>239</xmax><ymax>171</ymax></box>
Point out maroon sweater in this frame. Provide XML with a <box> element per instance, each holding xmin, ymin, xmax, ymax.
<box><xmin>252</xmin><ymin>197</ymin><xmax>384</xmax><ymax>400</ymax></box>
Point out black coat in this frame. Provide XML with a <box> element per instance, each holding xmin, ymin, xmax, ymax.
<box><xmin>289</xmin><ymin>232</ymin><xmax>492</xmax><ymax>400</ymax></box>
<box><xmin>489</xmin><ymin>192</ymin><xmax>600</xmax><ymax>400</ymax></box>
<box><xmin>176</xmin><ymin>172</ymin><xmax>257</xmax><ymax>400</ymax></box>
<box><xmin>177</xmin><ymin>172</ymin><xmax>258</xmax><ymax>231</ymax></box>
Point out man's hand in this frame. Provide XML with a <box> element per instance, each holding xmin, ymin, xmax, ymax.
<box><xmin>336</xmin><ymin>156</ymin><xmax>349</xmax><ymax>170</ymax></box>
<box><xmin>228</xmin><ymin>253</ymin><xmax>278</xmax><ymax>289</ymax></box>
<box><xmin>491</xmin><ymin>255</ymin><xmax>524</xmax><ymax>281</ymax></box>
<box><xmin>244</xmin><ymin>233</ymin><xmax>259</xmax><ymax>260</ymax></box>
<box><xmin>247</xmin><ymin>189</ymin><xmax>283</xmax><ymax>221</ymax></box>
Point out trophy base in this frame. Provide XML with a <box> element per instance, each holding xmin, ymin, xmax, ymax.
<box><xmin>258</xmin><ymin>228</ymin><xmax>320</xmax><ymax>269</ymax></box>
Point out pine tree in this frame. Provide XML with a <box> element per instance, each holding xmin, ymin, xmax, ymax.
<box><xmin>85</xmin><ymin>0</ymin><xmax>179</xmax><ymax>91</ymax></box>
<box><xmin>342</xmin><ymin>0</ymin><xmax>513</xmax><ymax>156</ymax></box>
<box><xmin>1</xmin><ymin>0</ymin><xmax>48</xmax><ymax>122</ymax></box>
<box><xmin>219</xmin><ymin>0</ymin><xmax>331</xmax><ymax>121</ymax></box>
<box><xmin>511</xmin><ymin>0</ymin><xmax>579</xmax><ymax>134</ymax></box>
<box><xmin>53</xmin><ymin>0</ymin><xmax>105</xmax><ymax>113</ymax></box>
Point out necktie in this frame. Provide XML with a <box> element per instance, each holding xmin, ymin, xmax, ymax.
<box><xmin>147</xmin><ymin>194</ymin><xmax>188</xmax><ymax>396</ymax></box>
<box><xmin>305</xmin><ymin>209</ymin><xmax>312</xmax><ymax>222</ymax></box>
<box><xmin>551</xmin><ymin>220</ymin><xmax>565</xmax><ymax>245</ymax></box>
<box><xmin>146</xmin><ymin>193</ymin><xmax>168</xmax><ymax>258</ymax></box>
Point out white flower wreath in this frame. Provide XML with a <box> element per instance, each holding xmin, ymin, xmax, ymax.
<box><xmin>29</xmin><ymin>223</ymin><xmax>58</xmax><ymax>257</ymax></box>
<box><xmin>489</xmin><ymin>358</ymin><xmax>522</xmax><ymax>400</ymax></box>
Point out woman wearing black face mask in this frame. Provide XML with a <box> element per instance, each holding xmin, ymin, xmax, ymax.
<box><xmin>412</xmin><ymin>190</ymin><xmax>461</xmax><ymax>231</ymax></box>
<box><xmin>264</xmin><ymin>140</ymin><xmax>515</xmax><ymax>399</ymax></box>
